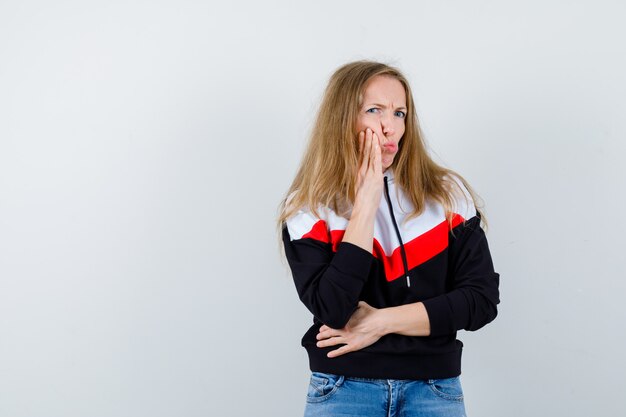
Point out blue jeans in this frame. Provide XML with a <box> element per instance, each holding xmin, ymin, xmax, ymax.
<box><xmin>303</xmin><ymin>372</ymin><xmax>467</xmax><ymax>417</ymax></box>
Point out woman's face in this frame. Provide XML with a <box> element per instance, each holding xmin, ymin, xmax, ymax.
<box><xmin>355</xmin><ymin>75</ymin><xmax>407</xmax><ymax>171</ymax></box>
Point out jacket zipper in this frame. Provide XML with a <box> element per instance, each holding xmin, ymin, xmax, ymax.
<box><xmin>383</xmin><ymin>176</ymin><xmax>411</xmax><ymax>287</ymax></box>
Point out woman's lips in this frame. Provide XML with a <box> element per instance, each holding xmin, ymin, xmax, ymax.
<box><xmin>382</xmin><ymin>142</ymin><xmax>398</xmax><ymax>153</ymax></box>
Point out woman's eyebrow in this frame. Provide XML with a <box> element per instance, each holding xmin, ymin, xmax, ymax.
<box><xmin>366</xmin><ymin>102</ymin><xmax>407</xmax><ymax>110</ymax></box>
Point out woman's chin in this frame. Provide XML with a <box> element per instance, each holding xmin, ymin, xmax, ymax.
<box><xmin>382</xmin><ymin>156</ymin><xmax>395</xmax><ymax>171</ymax></box>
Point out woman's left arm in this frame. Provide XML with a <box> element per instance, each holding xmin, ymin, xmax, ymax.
<box><xmin>315</xmin><ymin>300</ymin><xmax>429</xmax><ymax>357</ymax></box>
<box><xmin>419</xmin><ymin>213</ymin><xmax>500</xmax><ymax>337</ymax></box>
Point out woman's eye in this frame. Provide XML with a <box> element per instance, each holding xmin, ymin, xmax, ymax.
<box><xmin>366</xmin><ymin>108</ymin><xmax>379</xmax><ymax>114</ymax></box>
<box><xmin>395</xmin><ymin>111</ymin><xmax>406</xmax><ymax>118</ymax></box>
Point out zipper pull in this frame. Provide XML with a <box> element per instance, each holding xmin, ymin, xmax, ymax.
<box><xmin>406</xmin><ymin>275</ymin><xmax>411</xmax><ymax>287</ymax></box>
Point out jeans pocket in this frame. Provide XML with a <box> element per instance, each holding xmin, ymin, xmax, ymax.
<box><xmin>427</xmin><ymin>376</ymin><xmax>464</xmax><ymax>402</ymax></box>
<box><xmin>306</xmin><ymin>372</ymin><xmax>345</xmax><ymax>403</ymax></box>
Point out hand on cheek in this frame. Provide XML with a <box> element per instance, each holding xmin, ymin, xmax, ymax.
<box><xmin>360</xmin><ymin>125</ymin><xmax>384</xmax><ymax>142</ymax></box>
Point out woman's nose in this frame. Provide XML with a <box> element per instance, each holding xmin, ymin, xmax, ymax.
<box><xmin>381</xmin><ymin>117</ymin><xmax>394</xmax><ymax>136</ymax></box>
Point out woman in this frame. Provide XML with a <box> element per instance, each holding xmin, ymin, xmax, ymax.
<box><xmin>277</xmin><ymin>60</ymin><xmax>500</xmax><ymax>417</ymax></box>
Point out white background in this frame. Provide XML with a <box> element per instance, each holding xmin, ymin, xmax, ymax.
<box><xmin>1</xmin><ymin>1</ymin><xmax>625</xmax><ymax>416</ymax></box>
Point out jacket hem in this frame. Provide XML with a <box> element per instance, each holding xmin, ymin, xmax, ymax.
<box><xmin>304</xmin><ymin>343</ymin><xmax>462</xmax><ymax>380</ymax></box>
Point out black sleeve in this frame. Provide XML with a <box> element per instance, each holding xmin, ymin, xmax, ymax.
<box><xmin>282</xmin><ymin>226</ymin><xmax>373</xmax><ymax>329</ymax></box>
<box><xmin>421</xmin><ymin>213</ymin><xmax>500</xmax><ymax>337</ymax></box>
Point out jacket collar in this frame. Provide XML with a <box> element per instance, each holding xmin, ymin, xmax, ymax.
<box><xmin>383</xmin><ymin>167</ymin><xmax>396</xmax><ymax>184</ymax></box>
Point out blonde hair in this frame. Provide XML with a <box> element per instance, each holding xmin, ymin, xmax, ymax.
<box><xmin>278</xmin><ymin>60</ymin><xmax>487</xmax><ymax>232</ymax></box>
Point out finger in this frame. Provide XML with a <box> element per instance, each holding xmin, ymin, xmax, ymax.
<box><xmin>369</xmin><ymin>132</ymin><xmax>380</xmax><ymax>172</ymax></box>
<box><xmin>357</xmin><ymin>131</ymin><xmax>366</xmax><ymax>173</ymax></box>
<box><xmin>373</xmin><ymin>133</ymin><xmax>382</xmax><ymax>173</ymax></box>
<box><xmin>327</xmin><ymin>344</ymin><xmax>352</xmax><ymax>358</ymax></box>
<box><xmin>361</xmin><ymin>128</ymin><xmax>372</xmax><ymax>172</ymax></box>
<box><xmin>316</xmin><ymin>328</ymin><xmax>336</xmax><ymax>340</ymax></box>
<box><xmin>316</xmin><ymin>336</ymin><xmax>344</xmax><ymax>348</ymax></box>
<box><xmin>358</xmin><ymin>131</ymin><xmax>364</xmax><ymax>157</ymax></box>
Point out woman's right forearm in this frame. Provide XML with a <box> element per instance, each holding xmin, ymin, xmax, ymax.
<box><xmin>342</xmin><ymin>204</ymin><xmax>377</xmax><ymax>253</ymax></box>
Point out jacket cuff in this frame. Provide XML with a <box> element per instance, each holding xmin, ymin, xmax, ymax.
<box><xmin>422</xmin><ymin>291</ymin><xmax>469</xmax><ymax>337</ymax></box>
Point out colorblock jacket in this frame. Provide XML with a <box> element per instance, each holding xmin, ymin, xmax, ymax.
<box><xmin>282</xmin><ymin>169</ymin><xmax>500</xmax><ymax>380</ymax></box>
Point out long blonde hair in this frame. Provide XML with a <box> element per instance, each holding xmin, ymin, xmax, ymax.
<box><xmin>278</xmin><ymin>60</ymin><xmax>486</xmax><ymax>232</ymax></box>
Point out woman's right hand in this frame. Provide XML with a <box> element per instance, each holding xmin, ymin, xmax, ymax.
<box><xmin>341</xmin><ymin>128</ymin><xmax>383</xmax><ymax>252</ymax></box>
<box><xmin>354</xmin><ymin>128</ymin><xmax>384</xmax><ymax>214</ymax></box>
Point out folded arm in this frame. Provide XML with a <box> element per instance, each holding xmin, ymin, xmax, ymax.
<box><xmin>317</xmin><ymin>213</ymin><xmax>500</xmax><ymax>354</ymax></box>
